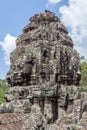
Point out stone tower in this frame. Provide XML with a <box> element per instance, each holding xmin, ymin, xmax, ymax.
<box><xmin>0</xmin><ymin>11</ymin><xmax>87</xmax><ymax>130</ymax></box>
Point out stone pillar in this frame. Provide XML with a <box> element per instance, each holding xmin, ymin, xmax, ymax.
<box><xmin>73</xmin><ymin>100</ymin><xmax>82</xmax><ymax>123</ymax></box>
<box><xmin>44</xmin><ymin>97</ymin><xmax>53</xmax><ymax>124</ymax></box>
<box><xmin>39</xmin><ymin>97</ymin><xmax>45</xmax><ymax>114</ymax></box>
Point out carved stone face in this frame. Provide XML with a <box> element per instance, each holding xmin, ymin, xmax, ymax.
<box><xmin>7</xmin><ymin>44</ymin><xmax>81</xmax><ymax>87</ymax></box>
<box><xmin>7</xmin><ymin>63</ymin><xmax>33</xmax><ymax>87</ymax></box>
<box><xmin>7</xmin><ymin>11</ymin><xmax>81</xmax><ymax>88</ymax></box>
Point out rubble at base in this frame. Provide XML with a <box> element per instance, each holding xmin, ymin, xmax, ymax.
<box><xmin>0</xmin><ymin>10</ymin><xmax>87</xmax><ymax>130</ymax></box>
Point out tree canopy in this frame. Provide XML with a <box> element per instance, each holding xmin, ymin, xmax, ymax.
<box><xmin>80</xmin><ymin>58</ymin><xmax>87</xmax><ymax>91</ymax></box>
<box><xmin>0</xmin><ymin>79</ymin><xmax>9</xmax><ymax>104</ymax></box>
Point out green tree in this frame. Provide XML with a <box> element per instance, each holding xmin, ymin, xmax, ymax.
<box><xmin>0</xmin><ymin>79</ymin><xmax>9</xmax><ymax>104</ymax></box>
<box><xmin>80</xmin><ymin>61</ymin><xmax>87</xmax><ymax>91</ymax></box>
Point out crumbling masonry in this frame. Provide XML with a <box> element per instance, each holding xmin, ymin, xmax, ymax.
<box><xmin>0</xmin><ymin>11</ymin><xmax>87</xmax><ymax>130</ymax></box>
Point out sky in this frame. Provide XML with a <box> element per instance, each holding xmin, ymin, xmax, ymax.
<box><xmin>0</xmin><ymin>0</ymin><xmax>87</xmax><ymax>79</ymax></box>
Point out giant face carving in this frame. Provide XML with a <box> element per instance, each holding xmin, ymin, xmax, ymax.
<box><xmin>7</xmin><ymin>11</ymin><xmax>81</xmax><ymax>88</ymax></box>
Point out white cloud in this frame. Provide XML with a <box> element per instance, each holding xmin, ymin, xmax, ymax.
<box><xmin>0</xmin><ymin>34</ymin><xmax>16</xmax><ymax>65</ymax></box>
<box><xmin>47</xmin><ymin>0</ymin><xmax>61</xmax><ymax>6</ymax></box>
<box><xmin>59</xmin><ymin>0</ymin><xmax>87</xmax><ymax>58</ymax></box>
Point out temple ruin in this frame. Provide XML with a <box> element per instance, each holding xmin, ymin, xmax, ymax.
<box><xmin>0</xmin><ymin>11</ymin><xmax>87</xmax><ymax>130</ymax></box>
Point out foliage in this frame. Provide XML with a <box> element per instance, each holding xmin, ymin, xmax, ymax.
<box><xmin>80</xmin><ymin>60</ymin><xmax>87</xmax><ymax>91</ymax></box>
<box><xmin>0</xmin><ymin>79</ymin><xmax>9</xmax><ymax>104</ymax></box>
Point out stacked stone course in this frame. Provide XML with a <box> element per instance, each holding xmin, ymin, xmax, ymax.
<box><xmin>0</xmin><ymin>11</ymin><xmax>87</xmax><ymax>130</ymax></box>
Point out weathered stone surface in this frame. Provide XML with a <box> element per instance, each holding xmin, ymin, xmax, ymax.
<box><xmin>7</xmin><ymin>10</ymin><xmax>79</xmax><ymax>87</ymax></box>
<box><xmin>0</xmin><ymin>10</ymin><xmax>87</xmax><ymax>130</ymax></box>
<box><xmin>0</xmin><ymin>113</ymin><xmax>29</xmax><ymax>130</ymax></box>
